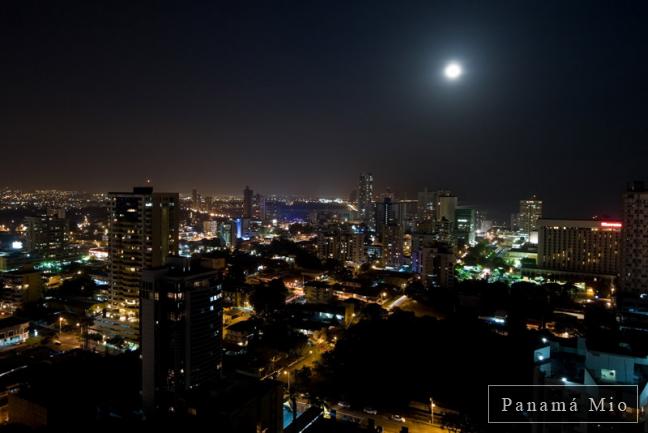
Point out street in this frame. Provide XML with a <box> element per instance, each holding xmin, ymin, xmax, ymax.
<box><xmin>294</xmin><ymin>399</ymin><xmax>449</xmax><ymax>433</ymax></box>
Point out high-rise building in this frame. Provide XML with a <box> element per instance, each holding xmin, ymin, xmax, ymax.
<box><xmin>254</xmin><ymin>193</ymin><xmax>266</xmax><ymax>221</ymax></box>
<box><xmin>537</xmin><ymin>219</ymin><xmax>622</xmax><ymax>278</ymax></box>
<box><xmin>411</xmin><ymin>235</ymin><xmax>455</xmax><ymax>288</ymax></box>
<box><xmin>519</xmin><ymin>195</ymin><xmax>543</xmax><ymax>237</ymax></box>
<box><xmin>98</xmin><ymin>187</ymin><xmax>179</xmax><ymax>343</ymax></box>
<box><xmin>435</xmin><ymin>192</ymin><xmax>457</xmax><ymax>223</ymax></box>
<box><xmin>24</xmin><ymin>209</ymin><xmax>69</xmax><ymax>260</ymax></box>
<box><xmin>141</xmin><ymin>257</ymin><xmax>223</xmax><ymax>414</ymax></box>
<box><xmin>455</xmin><ymin>207</ymin><xmax>476</xmax><ymax>245</ymax></box>
<box><xmin>375</xmin><ymin>197</ymin><xmax>395</xmax><ymax>237</ymax></box>
<box><xmin>191</xmin><ymin>189</ymin><xmax>201</xmax><ymax>210</ymax></box>
<box><xmin>621</xmin><ymin>181</ymin><xmax>648</xmax><ymax>295</ymax></box>
<box><xmin>357</xmin><ymin>173</ymin><xmax>374</xmax><ymax>228</ymax></box>
<box><xmin>417</xmin><ymin>188</ymin><xmax>436</xmax><ymax>222</ymax></box>
<box><xmin>203</xmin><ymin>220</ymin><xmax>218</xmax><ymax>237</ymax></box>
<box><xmin>243</xmin><ymin>186</ymin><xmax>253</xmax><ymax>219</ymax></box>
<box><xmin>317</xmin><ymin>224</ymin><xmax>365</xmax><ymax>264</ymax></box>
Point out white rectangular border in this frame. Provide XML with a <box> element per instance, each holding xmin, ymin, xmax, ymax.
<box><xmin>487</xmin><ymin>384</ymin><xmax>639</xmax><ymax>424</ymax></box>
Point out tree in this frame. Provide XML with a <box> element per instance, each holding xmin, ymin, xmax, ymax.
<box><xmin>250</xmin><ymin>279</ymin><xmax>288</xmax><ymax>315</ymax></box>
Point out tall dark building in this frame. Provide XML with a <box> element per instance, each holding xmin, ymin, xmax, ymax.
<box><xmin>455</xmin><ymin>206</ymin><xmax>476</xmax><ymax>245</ymax></box>
<box><xmin>191</xmin><ymin>189</ymin><xmax>200</xmax><ymax>210</ymax></box>
<box><xmin>622</xmin><ymin>181</ymin><xmax>648</xmax><ymax>295</ymax></box>
<box><xmin>243</xmin><ymin>186</ymin><xmax>253</xmax><ymax>219</ymax></box>
<box><xmin>141</xmin><ymin>257</ymin><xmax>223</xmax><ymax>414</ymax></box>
<box><xmin>357</xmin><ymin>173</ymin><xmax>374</xmax><ymax>228</ymax></box>
<box><xmin>24</xmin><ymin>209</ymin><xmax>69</xmax><ymax>260</ymax></box>
<box><xmin>96</xmin><ymin>187</ymin><xmax>179</xmax><ymax>344</ymax></box>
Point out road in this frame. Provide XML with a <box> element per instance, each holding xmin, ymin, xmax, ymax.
<box><xmin>295</xmin><ymin>400</ymin><xmax>448</xmax><ymax>433</ymax></box>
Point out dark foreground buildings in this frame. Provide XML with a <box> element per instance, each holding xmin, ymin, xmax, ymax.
<box><xmin>141</xmin><ymin>256</ymin><xmax>223</xmax><ymax>414</ymax></box>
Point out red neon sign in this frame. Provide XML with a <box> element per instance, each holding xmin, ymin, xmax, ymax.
<box><xmin>600</xmin><ymin>222</ymin><xmax>622</xmax><ymax>228</ymax></box>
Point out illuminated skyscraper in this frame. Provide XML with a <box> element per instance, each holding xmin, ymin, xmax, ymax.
<box><xmin>97</xmin><ymin>187</ymin><xmax>179</xmax><ymax>344</ymax></box>
<box><xmin>537</xmin><ymin>218</ymin><xmax>621</xmax><ymax>278</ymax></box>
<box><xmin>435</xmin><ymin>191</ymin><xmax>457</xmax><ymax>223</ymax></box>
<box><xmin>621</xmin><ymin>181</ymin><xmax>648</xmax><ymax>295</ymax></box>
<box><xmin>519</xmin><ymin>195</ymin><xmax>543</xmax><ymax>237</ymax></box>
<box><xmin>357</xmin><ymin>173</ymin><xmax>374</xmax><ymax>228</ymax></box>
<box><xmin>454</xmin><ymin>206</ymin><xmax>476</xmax><ymax>245</ymax></box>
<box><xmin>417</xmin><ymin>188</ymin><xmax>436</xmax><ymax>222</ymax></box>
<box><xmin>24</xmin><ymin>209</ymin><xmax>69</xmax><ymax>260</ymax></box>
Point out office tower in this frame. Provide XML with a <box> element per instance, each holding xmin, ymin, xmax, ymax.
<box><xmin>357</xmin><ymin>173</ymin><xmax>374</xmax><ymax>228</ymax></box>
<box><xmin>519</xmin><ymin>195</ymin><xmax>543</xmax><ymax>237</ymax></box>
<box><xmin>538</xmin><ymin>219</ymin><xmax>622</xmax><ymax>277</ymax></box>
<box><xmin>621</xmin><ymin>181</ymin><xmax>648</xmax><ymax>294</ymax></box>
<box><xmin>417</xmin><ymin>188</ymin><xmax>436</xmax><ymax>222</ymax></box>
<box><xmin>141</xmin><ymin>257</ymin><xmax>223</xmax><ymax>414</ymax></box>
<box><xmin>24</xmin><ymin>209</ymin><xmax>69</xmax><ymax>260</ymax></box>
<box><xmin>375</xmin><ymin>197</ymin><xmax>395</xmax><ymax>237</ymax></box>
<box><xmin>435</xmin><ymin>191</ymin><xmax>457</xmax><ymax>223</ymax></box>
<box><xmin>455</xmin><ymin>207</ymin><xmax>476</xmax><ymax>245</ymax></box>
<box><xmin>243</xmin><ymin>186</ymin><xmax>253</xmax><ymax>219</ymax></box>
<box><xmin>316</xmin><ymin>224</ymin><xmax>365</xmax><ymax>264</ymax></box>
<box><xmin>218</xmin><ymin>221</ymin><xmax>236</xmax><ymax>247</ymax></box>
<box><xmin>192</xmin><ymin>189</ymin><xmax>201</xmax><ymax>210</ymax></box>
<box><xmin>254</xmin><ymin>193</ymin><xmax>266</xmax><ymax>221</ymax></box>
<box><xmin>374</xmin><ymin>197</ymin><xmax>405</xmax><ymax>266</ymax></box>
<box><xmin>203</xmin><ymin>220</ymin><xmax>218</xmax><ymax>237</ymax></box>
<box><xmin>411</xmin><ymin>235</ymin><xmax>455</xmax><ymax>288</ymax></box>
<box><xmin>99</xmin><ymin>187</ymin><xmax>179</xmax><ymax>343</ymax></box>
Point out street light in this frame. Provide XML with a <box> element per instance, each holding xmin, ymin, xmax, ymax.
<box><xmin>430</xmin><ymin>397</ymin><xmax>436</xmax><ymax>424</ymax></box>
<box><xmin>59</xmin><ymin>316</ymin><xmax>64</xmax><ymax>339</ymax></box>
<box><xmin>283</xmin><ymin>370</ymin><xmax>291</xmax><ymax>394</ymax></box>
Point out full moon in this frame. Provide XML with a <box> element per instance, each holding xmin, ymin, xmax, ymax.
<box><xmin>444</xmin><ymin>62</ymin><xmax>462</xmax><ymax>80</ymax></box>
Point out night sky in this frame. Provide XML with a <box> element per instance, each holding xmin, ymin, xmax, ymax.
<box><xmin>2</xmin><ymin>1</ymin><xmax>647</xmax><ymax>218</ymax></box>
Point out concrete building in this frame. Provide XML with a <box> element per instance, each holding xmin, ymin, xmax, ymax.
<box><xmin>24</xmin><ymin>209</ymin><xmax>69</xmax><ymax>260</ymax></box>
<box><xmin>535</xmin><ymin>336</ymin><xmax>648</xmax><ymax>428</ymax></box>
<box><xmin>417</xmin><ymin>188</ymin><xmax>436</xmax><ymax>222</ymax></box>
<box><xmin>0</xmin><ymin>269</ymin><xmax>43</xmax><ymax>317</ymax></box>
<box><xmin>141</xmin><ymin>257</ymin><xmax>223</xmax><ymax>414</ymax></box>
<box><xmin>0</xmin><ymin>317</ymin><xmax>29</xmax><ymax>348</ymax></box>
<box><xmin>316</xmin><ymin>224</ymin><xmax>365</xmax><ymax>265</ymax></box>
<box><xmin>455</xmin><ymin>206</ymin><xmax>476</xmax><ymax>245</ymax></box>
<box><xmin>621</xmin><ymin>181</ymin><xmax>648</xmax><ymax>295</ymax></box>
<box><xmin>436</xmin><ymin>191</ymin><xmax>457</xmax><ymax>223</ymax></box>
<box><xmin>357</xmin><ymin>173</ymin><xmax>374</xmax><ymax>228</ymax></box>
<box><xmin>411</xmin><ymin>236</ymin><xmax>455</xmax><ymax>288</ymax></box>
<box><xmin>537</xmin><ymin>218</ymin><xmax>622</xmax><ymax>279</ymax></box>
<box><xmin>98</xmin><ymin>187</ymin><xmax>179</xmax><ymax>344</ymax></box>
<box><xmin>519</xmin><ymin>195</ymin><xmax>543</xmax><ymax>239</ymax></box>
<box><xmin>304</xmin><ymin>281</ymin><xmax>335</xmax><ymax>304</ymax></box>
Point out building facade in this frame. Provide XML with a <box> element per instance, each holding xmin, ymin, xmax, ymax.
<box><xmin>519</xmin><ymin>195</ymin><xmax>543</xmax><ymax>237</ymax></box>
<box><xmin>537</xmin><ymin>219</ymin><xmax>622</xmax><ymax>277</ymax></box>
<box><xmin>24</xmin><ymin>209</ymin><xmax>69</xmax><ymax>260</ymax></box>
<box><xmin>357</xmin><ymin>173</ymin><xmax>374</xmax><ymax>228</ymax></box>
<box><xmin>141</xmin><ymin>257</ymin><xmax>223</xmax><ymax>414</ymax></box>
<box><xmin>622</xmin><ymin>181</ymin><xmax>648</xmax><ymax>295</ymax></box>
<box><xmin>98</xmin><ymin>187</ymin><xmax>179</xmax><ymax>343</ymax></box>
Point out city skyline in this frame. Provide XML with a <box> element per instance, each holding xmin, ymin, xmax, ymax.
<box><xmin>2</xmin><ymin>1</ymin><xmax>647</xmax><ymax>218</ymax></box>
